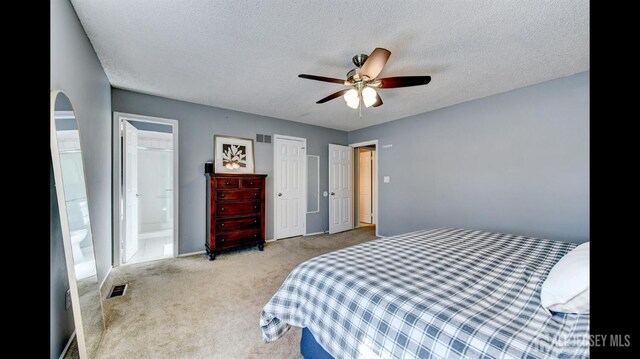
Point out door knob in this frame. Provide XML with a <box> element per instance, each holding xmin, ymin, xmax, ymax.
<box><xmin>136</xmin><ymin>193</ymin><xmax>142</xmax><ymax>197</ymax></box>
<box><xmin>330</xmin><ymin>192</ymin><xmax>335</xmax><ymax>196</ymax></box>
<box><xmin>278</xmin><ymin>193</ymin><xmax>282</xmax><ymax>197</ymax></box>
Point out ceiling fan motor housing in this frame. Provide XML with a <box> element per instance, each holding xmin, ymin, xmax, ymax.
<box><xmin>348</xmin><ymin>54</ymin><xmax>372</xmax><ymax>83</ymax></box>
<box><xmin>346</xmin><ymin>68</ymin><xmax>360</xmax><ymax>83</ymax></box>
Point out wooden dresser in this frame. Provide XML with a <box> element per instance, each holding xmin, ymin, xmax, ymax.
<box><xmin>205</xmin><ymin>173</ymin><xmax>267</xmax><ymax>260</ymax></box>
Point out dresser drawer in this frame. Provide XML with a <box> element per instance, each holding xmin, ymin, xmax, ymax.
<box><xmin>215</xmin><ymin>178</ymin><xmax>239</xmax><ymax>189</ymax></box>
<box><xmin>216</xmin><ymin>202</ymin><xmax>260</xmax><ymax>217</ymax></box>
<box><xmin>216</xmin><ymin>229</ymin><xmax>260</xmax><ymax>248</ymax></box>
<box><xmin>216</xmin><ymin>217</ymin><xmax>260</xmax><ymax>232</ymax></box>
<box><xmin>241</xmin><ymin>178</ymin><xmax>264</xmax><ymax>188</ymax></box>
<box><xmin>217</xmin><ymin>189</ymin><xmax>260</xmax><ymax>200</ymax></box>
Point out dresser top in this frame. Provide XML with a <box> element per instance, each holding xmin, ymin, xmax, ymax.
<box><xmin>208</xmin><ymin>173</ymin><xmax>267</xmax><ymax>178</ymax></box>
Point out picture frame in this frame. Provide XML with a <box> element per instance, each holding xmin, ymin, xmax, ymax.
<box><xmin>214</xmin><ymin>135</ymin><xmax>255</xmax><ymax>174</ymax></box>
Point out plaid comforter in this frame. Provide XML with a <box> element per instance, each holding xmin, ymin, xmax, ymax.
<box><xmin>260</xmin><ymin>228</ymin><xmax>589</xmax><ymax>358</ymax></box>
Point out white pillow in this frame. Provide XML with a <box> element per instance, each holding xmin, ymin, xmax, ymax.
<box><xmin>540</xmin><ymin>242</ymin><xmax>589</xmax><ymax>315</ymax></box>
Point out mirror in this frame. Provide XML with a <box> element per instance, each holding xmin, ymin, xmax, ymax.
<box><xmin>307</xmin><ymin>155</ymin><xmax>320</xmax><ymax>213</ymax></box>
<box><xmin>50</xmin><ymin>90</ymin><xmax>105</xmax><ymax>358</ymax></box>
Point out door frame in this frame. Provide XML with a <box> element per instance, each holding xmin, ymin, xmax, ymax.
<box><xmin>349</xmin><ymin>139</ymin><xmax>379</xmax><ymax>237</ymax></box>
<box><xmin>113</xmin><ymin>112</ymin><xmax>179</xmax><ymax>266</ymax></box>
<box><xmin>273</xmin><ymin>134</ymin><xmax>307</xmax><ymax>240</ymax></box>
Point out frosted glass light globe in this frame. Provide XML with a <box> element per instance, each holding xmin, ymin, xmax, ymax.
<box><xmin>362</xmin><ymin>87</ymin><xmax>377</xmax><ymax>107</ymax></box>
<box><xmin>343</xmin><ymin>88</ymin><xmax>358</xmax><ymax>103</ymax></box>
<box><xmin>346</xmin><ymin>99</ymin><xmax>359</xmax><ymax>109</ymax></box>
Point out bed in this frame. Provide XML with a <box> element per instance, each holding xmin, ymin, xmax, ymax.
<box><xmin>260</xmin><ymin>228</ymin><xmax>589</xmax><ymax>358</ymax></box>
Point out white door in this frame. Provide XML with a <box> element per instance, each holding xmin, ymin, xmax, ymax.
<box><xmin>329</xmin><ymin>144</ymin><xmax>353</xmax><ymax>234</ymax></box>
<box><xmin>359</xmin><ymin>151</ymin><xmax>372</xmax><ymax>224</ymax></box>
<box><xmin>123</xmin><ymin>121</ymin><xmax>139</xmax><ymax>263</ymax></box>
<box><xmin>274</xmin><ymin>136</ymin><xmax>306</xmax><ymax>239</ymax></box>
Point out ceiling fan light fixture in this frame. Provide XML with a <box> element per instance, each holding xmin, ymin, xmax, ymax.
<box><xmin>362</xmin><ymin>87</ymin><xmax>377</xmax><ymax>107</ymax></box>
<box><xmin>343</xmin><ymin>88</ymin><xmax>358</xmax><ymax>103</ymax></box>
<box><xmin>298</xmin><ymin>47</ymin><xmax>431</xmax><ymax>112</ymax></box>
<box><xmin>346</xmin><ymin>98</ymin><xmax>360</xmax><ymax>109</ymax></box>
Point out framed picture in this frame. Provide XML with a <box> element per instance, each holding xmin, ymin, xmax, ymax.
<box><xmin>214</xmin><ymin>135</ymin><xmax>255</xmax><ymax>174</ymax></box>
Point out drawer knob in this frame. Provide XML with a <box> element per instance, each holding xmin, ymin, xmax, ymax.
<box><xmin>221</xmin><ymin>193</ymin><xmax>225</xmax><ymax>197</ymax></box>
<box><xmin>254</xmin><ymin>205</ymin><xmax>258</xmax><ymax>209</ymax></box>
<box><xmin>254</xmin><ymin>234</ymin><xmax>258</xmax><ymax>238</ymax></box>
<box><xmin>221</xmin><ymin>223</ymin><xmax>225</xmax><ymax>227</ymax></box>
<box><xmin>254</xmin><ymin>192</ymin><xmax>258</xmax><ymax>196</ymax></box>
<box><xmin>221</xmin><ymin>207</ymin><xmax>225</xmax><ymax>211</ymax></box>
<box><xmin>250</xmin><ymin>182</ymin><xmax>254</xmax><ymax>185</ymax></box>
<box><xmin>226</xmin><ymin>181</ymin><xmax>230</xmax><ymax>185</ymax></box>
<box><xmin>220</xmin><ymin>238</ymin><xmax>225</xmax><ymax>242</ymax></box>
<box><xmin>254</xmin><ymin>219</ymin><xmax>257</xmax><ymax>223</ymax></box>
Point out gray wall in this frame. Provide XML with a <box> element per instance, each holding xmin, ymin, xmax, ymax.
<box><xmin>51</xmin><ymin>0</ymin><xmax>112</xmax><ymax>357</ymax></box>
<box><xmin>112</xmin><ymin>89</ymin><xmax>348</xmax><ymax>253</ymax></box>
<box><xmin>348</xmin><ymin>72</ymin><xmax>589</xmax><ymax>243</ymax></box>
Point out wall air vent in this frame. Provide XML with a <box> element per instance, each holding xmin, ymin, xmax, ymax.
<box><xmin>256</xmin><ymin>134</ymin><xmax>272</xmax><ymax>144</ymax></box>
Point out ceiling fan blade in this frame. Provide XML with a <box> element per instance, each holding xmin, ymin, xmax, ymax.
<box><xmin>360</xmin><ymin>48</ymin><xmax>391</xmax><ymax>80</ymax></box>
<box><xmin>316</xmin><ymin>89</ymin><xmax>349</xmax><ymax>104</ymax></box>
<box><xmin>377</xmin><ymin>76</ymin><xmax>431</xmax><ymax>88</ymax></box>
<box><xmin>372</xmin><ymin>93</ymin><xmax>383</xmax><ymax>107</ymax></box>
<box><xmin>299</xmin><ymin>74</ymin><xmax>347</xmax><ymax>84</ymax></box>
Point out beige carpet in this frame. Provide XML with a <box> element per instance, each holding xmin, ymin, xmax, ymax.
<box><xmin>95</xmin><ymin>227</ymin><xmax>378</xmax><ymax>358</ymax></box>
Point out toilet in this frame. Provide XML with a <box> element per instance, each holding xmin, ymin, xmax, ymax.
<box><xmin>70</xmin><ymin>229</ymin><xmax>88</xmax><ymax>261</ymax></box>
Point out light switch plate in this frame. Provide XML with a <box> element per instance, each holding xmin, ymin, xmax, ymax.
<box><xmin>383</xmin><ymin>176</ymin><xmax>390</xmax><ymax>183</ymax></box>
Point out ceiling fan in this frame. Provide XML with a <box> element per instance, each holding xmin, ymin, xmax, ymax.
<box><xmin>299</xmin><ymin>48</ymin><xmax>431</xmax><ymax>112</ymax></box>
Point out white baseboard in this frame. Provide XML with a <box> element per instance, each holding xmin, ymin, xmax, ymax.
<box><xmin>99</xmin><ymin>266</ymin><xmax>112</xmax><ymax>289</ymax></box>
<box><xmin>304</xmin><ymin>231</ymin><xmax>324</xmax><ymax>236</ymax></box>
<box><xmin>178</xmin><ymin>250</ymin><xmax>205</xmax><ymax>257</ymax></box>
<box><xmin>59</xmin><ymin>331</ymin><xmax>76</xmax><ymax>359</ymax></box>
<box><xmin>265</xmin><ymin>238</ymin><xmax>277</xmax><ymax>243</ymax></box>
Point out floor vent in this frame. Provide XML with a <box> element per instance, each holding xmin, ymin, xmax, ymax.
<box><xmin>108</xmin><ymin>284</ymin><xmax>128</xmax><ymax>299</ymax></box>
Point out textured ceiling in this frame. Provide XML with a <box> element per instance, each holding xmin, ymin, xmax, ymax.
<box><xmin>71</xmin><ymin>0</ymin><xmax>589</xmax><ymax>131</ymax></box>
